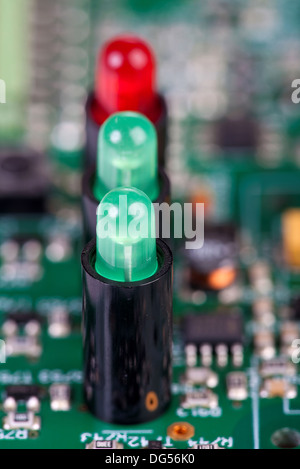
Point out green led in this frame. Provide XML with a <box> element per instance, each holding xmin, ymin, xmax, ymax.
<box><xmin>95</xmin><ymin>187</ymin><xmax>158</xmax><ymax>282</ymax></box>
<box><xmin>94</xmin><ymin>112</ymin><xmax>159</xmax><ymax>201</ymax></box>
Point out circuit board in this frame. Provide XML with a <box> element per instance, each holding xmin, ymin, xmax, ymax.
<box><xmin>0</xmin><ymin>0</ymin><xmax>300</xmax><ymax>450</ymax></box>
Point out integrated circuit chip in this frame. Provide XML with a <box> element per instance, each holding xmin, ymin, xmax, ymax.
<box><xmin>182</xmin><ymin>313</ymin><xmax>244</xmax><ymax>347</ymax></box>
<box><xmin>215</xmin><ymin>115</ymin><xmax>259</xmax><ymax>151</ymax></box>
<box><xmin>5</xmin><ymin>385</ymin><xmax>42</xmax><ymax>402</ymax></box>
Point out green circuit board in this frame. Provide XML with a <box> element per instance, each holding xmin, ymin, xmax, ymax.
<box><xmin>0</xmin><ymin>0</ymin><xmax>300</xmax><ymax>449</ymax></box>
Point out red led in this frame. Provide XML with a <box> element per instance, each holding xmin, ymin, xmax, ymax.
<box><xmin>92</xmin><ymin>35</ymin><xmax>159</xmax><ymax>123</ymax></box>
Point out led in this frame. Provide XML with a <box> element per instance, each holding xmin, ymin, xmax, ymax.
<box><xmin>95</xmin><ymin>187</ymin><xmax>157</xmax><ymax>282</ymax></box>
<box><xmin>95</xmin><ymin>35</ymin><xmax>155</xmax><ymax>115</ymax></box>
<box><xmin>94</xmin><ymin>112</ymin><xmax>159</xmax><ymax>201</ymax></box>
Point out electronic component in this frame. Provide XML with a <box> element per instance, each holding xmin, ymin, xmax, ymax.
<box><xmin>0</xmin><ymin>263</ymin><xmax>42</xmax><ymax>284</ymax></box>
<box><xmin>82</xmin><ymin>112</ymin><xmax>170</xmax><ymax>242</ymax></box>
<box><xmin>215</xmin><ymin>344</ymin><xmax>229</xmax><ymax>367</ymax></box>
<box><xmin>86</xmin><ymin>440</ymin><xmax>124</xmax><ymax>450</ymax></box>
<box><xmin>186</xmin><ymin>342</ymin><xmax>243</xmax><ymax>368</ymax></box>
<box><xmin>81</xmin><ymin>188</ymin><xmax>173</xmax><ymax>423</ymax></box>
<box><xmin>227</xmin><ymin>372</ymin><xmax>248</xmax><ymax>401</ymax></box>
<box><xmin>182</xmin><ymin>312</ymin><xmax>244</xmax><ymax>365</ymax></box>
<box><xmin>5</xmin><ymin>337</ymin><xmax>41</xmax><ymax>359</ymax></box>
<box><xmin>0</xmin><ymin>238</ymin><xmax>42</xmax><ymax>264</ymax></box>
<box><xmin>0</xmin><ymin>148</ymin><xmax>49</xmax><ymax>214</ymax></box>
<box><xmin>3</xmin><ymin>411</ymin><xmax>41</xmax><ymax>431</ymax></box>
<box><xmin>199</xmin><ymin>344</ymin><xmax>213</xmax><ymax>368</ymax></box>
<box><xmin>288</xmin><ymin>296</ymin><xmax>300</xmax><ymax>320</ymax></box>
<box><xmin>260</xmin><ymin>357</ymin><xmax>296</xmax><ymax>378</ymax></box>
<box><xmin>3</xmin><ymin>385</ymin><xmax>41</xmax><ymax>431</ymax></box>
<box><xmin>231</xmin><ymin>344</ymin><xmax>244</xmax><ymax>368</ymax></box>
<box><xmin>182</xmin><ymin>367</ymin><xmax>218</xmax><ymax>388</ymax></box>
<box><xmin>192</xmin><ymin>444</ymin><xmax>223</xmax><ymax>450</ymax></box>
<box><xmin>0</xmin><ymin>237</ymin><xmax>43</xmax><ymax>284</ymax></box>
<box><xmin>85</xmin><ymin>35</ymin><xmax>167</xmax><ymax>168</ymax></box>
<box><xmin>249</xmin><ymin>262</ymin><xmax>273</xmax><ymax>295</ymax></box>
<box><xmin>147</xmin><ymin>441</ymin><xmax>164</xmax><ymax>450</ymax></box>
<box><xmin>185</xmin><ymin>343</ymin><xmax>198</xmax><ymax>367</ymax></box>
<box><xmin>280</xmin><ymin>322</ymin><xmax>300</xmax><ymax>357</ymax></box>
<box><xmin>215</xmin><ymin>114</ymin><xmax>259</xmax><ymax>152</ymax></box>
<box><xmin>183</xmin><ymin>313</ymin><xmax>243</xmax><ymax>347</ymax></box>
<box><xmin>49</xmin><ymin>384</ymin><xmax>71</xmax><ymax>411</ymax></box>
<box><xmin>48</xmin><ymin>308</ymin><xmax>71</xmax><ymax>338</ymax></box>
<box><xmin>167</xmin><ymin>422</ymin><xmax>195</xmax><ymax>441</ymax></box>
<box><xmin>254</xmin><ymin>330</ymin><xmax>276</xmax><ymax>360</ymax></box>
<box><xmin>183</xmin><ymin>313</ymin><xmax>244</xmax><ymax>367</ymax></box>
<box><xmin>2</xmin><ymin>312</ymin><xmax>42</xmax><ymax>359</ymax></box>
<box><xmin>45</xmin><ymin>235</ymin><xmax>72</xmax><ymax>263</ymax></box>
<box><xmin>181</xmin><ymin>389</ymin><xmax>219</xmax><ymax>409</ymax></box>
<box><xmin>185</xmin><ymin>225</ymin><xmax>238</xmax><ymax>291</ymax></box>
<box><xmin>260</xmin><ymin>379</ymin><xmax>297</xmax><ymax>399</ymax></box>
<box><xmin>5</xmin><ymin>385</ymin><xmax>41</xmax><ymax>401</ymax></box>
<box><xmin>282</xmin><ymin>209</ymin><xmax>300</xmax><ymax>269</ymax></box>
<box><xmin>252</xmin><ymin>298</ymin><xmax>275</xmax><ymax>326</ymax></box>
<box><xmin>4</xmin><ymin>311</ymin><xmax>42</xmax><ymax>328</ymax></box>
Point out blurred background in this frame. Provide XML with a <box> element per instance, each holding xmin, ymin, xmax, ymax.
<box><xmin>1</xmin><ymin>0</ymin><xmax>300</xmax><ymax>243</ymax></box>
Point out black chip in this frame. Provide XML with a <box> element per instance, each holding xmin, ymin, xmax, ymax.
<box><xmin>148</xmin><ymin>441</ymin><xmax>163</xmax><ymax>449</ymax></box>
<box><xmin>185</xmin><ymin>224</ymin><xmax>237</xmax><ymax>275</ymax></box>
<box><xmin>0</xmin><ymin>148</ymin><xmax>49</xmax><ymax>214</ymax></box>
<box><xmin>215</xmin><ymin>115</ymin><xmax>259</xmax><ymax>151</ymax></box>
<box><xmin>6</xmin><ymin>311</ymin><xmax>43</xmax><ymax>326</ymax></box>
<box><xmin>12</xmin><ymin>235</ymin><xmax>43</xmax><ymax>247</ymax></box>
<box><xmin>6</xmin><ymin>385</ymin><xmax>41</xmax><ymax>402</ymax></box>
<box><xmin>182</xmin><ymin>313</ymin><xmax>244</xmax><ymax>347</ymax></box>
<box><xmin>290</xmin><ymin>295</ymin><xmax>300</xmax><ymax>320</ymax></box>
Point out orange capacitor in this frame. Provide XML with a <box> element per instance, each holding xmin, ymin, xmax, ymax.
<box><xmin>282</xmin><ymin>209</ymin><xmax>300</xmax><ymax>269</ymax></box>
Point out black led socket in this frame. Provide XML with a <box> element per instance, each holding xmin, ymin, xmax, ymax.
<box><xmin>81</xmin><ymin>238</ymin><xmax>173</xmax><ymax>424</ymax></box>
